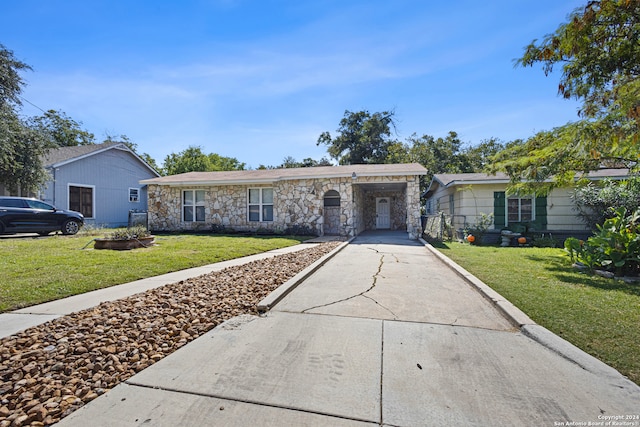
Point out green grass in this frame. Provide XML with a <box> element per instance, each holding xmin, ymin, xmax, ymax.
<box><xmin>435</xmin><ymin>241</ymin><xmax>640</xmax><ymax>385</ymax></box>
<box><xmin>0</xmin><ymin>232</ymin><xmax>308</xmax><ymax>313</ymax></box>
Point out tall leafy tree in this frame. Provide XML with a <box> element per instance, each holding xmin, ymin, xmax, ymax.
<box><xmin>0</xmin><ymin>107</ymin><xmax>50</xmax><ymax>194</ymax></box>
<box><xmin>462</xmin><ymin>137</ymin><xmax>505</xmax><ymax>172</ymax></box>
<box><xmin>404</xmin><ymin>131</ymin><xmax>472</xmax><ymax>178</ymax></box>
<box><xmin>0</xmin><ymin>44</ymin><xmax>50</xmax><ymax>194</ymax></box>
<box><xmin>280</xmin><ymin>156</ymin><xmax>332</xmax><ymax>168</ymax></box>
<box><xmin>490</xmin><ymin>0</ymin><xmax>640</xmax><ymax>192</ymax></box>
<box><xmin>29</xmin><ymin>109</ymin><xmax>95</xmax><ymax>147</ymax></box>
<box><xmin>0</xmin><ymin>44</ymin><xmax>31</xmax><ymax>108</ymax></box>
<box><xmin>317</xmin><ymin>110</ymin><xmax>398</xmax><ymax>164</ymax></box>
<box><xmin>163</xmin><ymin>146</ymin><xmax>245</xmax><ymax>175</ymax></box>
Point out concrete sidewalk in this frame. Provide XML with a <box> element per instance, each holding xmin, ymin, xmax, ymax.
<box><xmin>0</xmin><ymin>243</ymin><xmax>318</xmax><ymax>339</ymax></box>
<box><xmin>48</xmin><ymin>231</ymin><xmax>640</xmax><ymax>426</ymax></box>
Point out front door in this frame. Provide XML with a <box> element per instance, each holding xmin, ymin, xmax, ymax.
<box><xmin>376</xmin><ymin>197</ymin><xmax>390</xmax><ymax>229</ymax></box>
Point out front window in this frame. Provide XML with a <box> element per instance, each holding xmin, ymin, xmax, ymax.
<box><xmin>69</xmin><ymin>185</ymin><xmax>93</xmax><ymax>218</ymax></box>
<box><xmin>183</xmin><ymin>190</ymin><xmax>205</xmax><ymax>222</ymax></box>
<box><xmin>248</xmin><ymin>188</ymin><xmax>273</xmax><ymax>222</ymax></box>
<box><xmin>508</xmin><ymin>197</ymin><xmax>533</xmax><ymax>223</ymax></box>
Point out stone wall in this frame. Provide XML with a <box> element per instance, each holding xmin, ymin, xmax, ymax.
<box><xmin>147</xmin><ymin>174</ymin><xmax>423</xmax><ymax>238</ymax></box>
<box><xmin>147</xmin><ymin>177</ymin><xmax>357</xmax><ymax>236</ymax></box>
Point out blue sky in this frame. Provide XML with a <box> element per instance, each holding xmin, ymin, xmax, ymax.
<box><xmin>3</xmin><ymin>0</ymin><xmax>585</xmax><ymax>169</ymax></box>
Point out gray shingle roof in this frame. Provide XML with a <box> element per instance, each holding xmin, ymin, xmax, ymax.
<box><xmin>43</xmin><ymin>142</ymin><xmax>122</xmax><ymax>167</ymax></box>
<box><xmin>142</xmin><ymin>163</ymin><xmax>428</xmax><ymax>185</ymax></box>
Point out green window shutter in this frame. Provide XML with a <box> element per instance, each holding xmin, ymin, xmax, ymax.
<box><xmin>535</xmin><ymin>196</ymin><xmax>547</xmax><ymax>229</ymax></box>
<box><xmin>494</xmin><ymin>192</ymin><xmax>505</xmax><ymax>229</ymax></box>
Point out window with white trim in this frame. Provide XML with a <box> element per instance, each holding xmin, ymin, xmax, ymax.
<box><xmin>507</xmin><ymin>196</ymin><xmax>534</xmax><ymax>223</ymax></box>
<box><xmin>183</xmin><ymin>190</ymin><xmax>205</xmax><ymax>222</ymax></box>
<box><xmin>248</xmin><ymin>188</ymin><xmax>273</xmax><ymax>222</ymax></box>
<box><xmin>69</xmin><ymin>185</ymin><xmax>94</xmax><ymax>218</ymax></box>
<box><xmin>129</xmin><ymin>188</ymin><xmax>140</xmax><ymax>203</ymax></box>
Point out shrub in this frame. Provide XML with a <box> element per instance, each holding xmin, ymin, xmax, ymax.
<box><xmin>463</xmin><ymin>213</ymin><xmax>493</xmax><ymax>245</ymax></box>
<box><xmin>572</xmin><ymin>176</ymin><xmax>640</xmax><ymax>231</ymax></box>
<box><xmin>532</xmin><ymin>235</ymin><xmax>560</xmax><ymax>248</ymax></box>
<box><xmin>106</xmin><ymin>226</ymin><xmax>151</xmax><ymax>240</ymax></box>
<box><xmin>565</xmin><ymin>207</ymin><xmax>640</xmax><ymax>276</ymax></box>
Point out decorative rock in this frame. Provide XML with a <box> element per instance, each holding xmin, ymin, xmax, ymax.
<box><xmin>0</xmin><ymin>242</ymin><xmax>339</xmax><ymax>426</ymax></box>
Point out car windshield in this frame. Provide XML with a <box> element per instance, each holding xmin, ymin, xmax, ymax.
<box><xmin>25</xmin><ymin>200</ymin><xmax>55</xmax><ymax>210</ymax></box>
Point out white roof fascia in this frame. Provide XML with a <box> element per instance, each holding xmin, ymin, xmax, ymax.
<box><xmin>443</xmin><ymin>174</ymin><xmax>628</xmax><ymax>188</ymax></box>
<box><xmin>444</xmin><ymin>178</ymin><xmax>510</xmax><ymax>188</ymax></box>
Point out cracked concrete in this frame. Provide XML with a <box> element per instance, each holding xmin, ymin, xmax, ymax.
<box><xmin>55</xmin><ymin>231</ymin><xmax>640</xmax><ymax>426</ymax></box>
<box><xmin>300</xmin><ymin>253</ymin><xmax>400</xmax><ymax>319</ymax></box>
<box><xmin>274</xmin><ymin>232</ymin><xmax>513</xmax><ymax>331</ymax></box>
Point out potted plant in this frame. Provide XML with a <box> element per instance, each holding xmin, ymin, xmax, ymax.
<box><xmin>94</xmin><ymin>226</ymin><xmax>155</xmax><ymax>250</ymax></box>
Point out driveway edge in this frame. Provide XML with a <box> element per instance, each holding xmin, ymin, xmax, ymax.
<box><xmin>420</xmin><ymin>238</ymin><xmax>535</xmax><ymax>328</ymax></box>
<box><xmin>257</xmin><ymin>238</ymin><xmax>354</xmax><ymax>312</ymax></box>
<box><xmin>421</xmin><ymin>238</ymin><xmax>640</xmax><ymax>388</ymax></box>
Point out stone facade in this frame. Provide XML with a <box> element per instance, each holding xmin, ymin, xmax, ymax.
<box><xmin>147</xmin><ymin>174</ymin><xmax>423</xmax><ymax>238</ymax></box>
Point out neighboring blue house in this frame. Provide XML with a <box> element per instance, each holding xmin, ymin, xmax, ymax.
<box><xmin>42</xmin><ymin>142</ymin><xmax>160</xmax><ymax>228</ymax></box>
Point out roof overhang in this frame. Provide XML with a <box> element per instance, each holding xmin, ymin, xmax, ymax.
<box><xmin>140</xmin><ymin>163</ymin><xmax>428</xmax><ymax>187</ymax></box>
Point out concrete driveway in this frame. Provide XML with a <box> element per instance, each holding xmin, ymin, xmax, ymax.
<box><xmin>58</xmin><ymin>231</ymin><xmax>640</xmax><ymax>426</ymax></box>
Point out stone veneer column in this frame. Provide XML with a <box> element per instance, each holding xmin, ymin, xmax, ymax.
<box><xmin>405</xmin><ymin>176</ymin><xmax>422</xmax><ymax>239</ymax></box>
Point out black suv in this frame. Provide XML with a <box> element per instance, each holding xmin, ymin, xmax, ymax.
<box><xmin>0</xmin><ymin>197</ymin><xmax>84</xmax><ymax>236</ymax></box>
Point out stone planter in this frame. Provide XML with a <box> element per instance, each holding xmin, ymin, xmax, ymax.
<box><xmin>94</xmin><ymin>236</ymin><xmax>155</xmax><ymax>250</ymax></box>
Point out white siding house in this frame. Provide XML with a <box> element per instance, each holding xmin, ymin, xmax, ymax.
<box><xmin>424</xmin><ymin>169</ymin><xmax>629</xmax><ymax>241</ymax></box>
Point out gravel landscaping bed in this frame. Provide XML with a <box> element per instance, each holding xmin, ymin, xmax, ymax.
<box><xmin>0</xmin><ymin>242</ymin><xmax>340</xmax><ymax>426</ymax></box>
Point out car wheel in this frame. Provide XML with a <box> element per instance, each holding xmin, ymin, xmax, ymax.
<box><xmin>62</xmin><ymin>220</ymin><xmax>80</xmax><ymax>235</ymax></box>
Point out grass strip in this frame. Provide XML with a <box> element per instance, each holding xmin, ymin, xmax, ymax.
<box><xmin>434</xmin><ymin>242</ymin><xmax>640</xmax><ymax>386</ymax></box>
<box><xmin>0</xmin><ymin>232</ymin><xmax>307</xmax><ymax>312</ymax></box>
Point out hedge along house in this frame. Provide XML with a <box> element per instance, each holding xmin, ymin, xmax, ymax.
<box><xmin>141</xmin><ymin>163</ymin><xmax>427</xmax><ymax>239</ymax></box>
<box><xmin>423</xmin><ymin>168</ymin><xmax>629</xmax><ymax>243</ymax></box>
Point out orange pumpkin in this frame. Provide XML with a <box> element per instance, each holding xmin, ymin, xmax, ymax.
<box><xmin>466</xmin><ymin>235</ymin><xmax>475</xmax><ymax>243</ymax></box>
<box><xmin>518</xmin><ymin>237</ymin><xmax>527</xmax><ymax>244</ymax></box>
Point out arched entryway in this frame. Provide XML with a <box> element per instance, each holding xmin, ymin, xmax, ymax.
<box><xmin>323</xmin><ymin>190</ymin><xmax>341</xmax><ymax>235</ymax></box>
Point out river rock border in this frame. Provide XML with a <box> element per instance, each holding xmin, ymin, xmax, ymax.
<box><xmin>0</xmin><ymin>242</ymin><xmax>340</xmax><ymax>427</ymax></box>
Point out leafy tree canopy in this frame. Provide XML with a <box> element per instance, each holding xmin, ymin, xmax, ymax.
<box><xmin>317</xmin><ymin>110</ymin><xmax>398</xmax><ymax>164</ymax></box>
<box><xmin>28</xmin><ymin>109</ymin><xmax>95</xmax><ymax>147</ymax></box>
<box><xmin>491</xmin><ymin>0</ymin><xmax>640</xmax><ymax>193</ymax></box>
<box><xmin>280</xmin><ymin>156</ymin><xmax>333</xmax><ymax>168</ymax></box>
<box><xmin>572</xmin><ymin>176</ymin><xmax>640</xmax><ymax>230</ymax></box>
<box><xmin>391</xmin><ymin>133</ymin><xmax>504</xmax><ymax>191</ymax></box>
<box><xmin>517</xmin><ymin>0</ymin><xmax>639</xmax><ymax>120</ymax></box>
<box><xmin>0</xmin><ymin>44</ymin><xmax>50</xmax><ymax>194</ymax></box>
<box><xmin>163</xmin><ymin>146</ymin><xmax>245</xmax><ymax>175</ymax></box>
<box><xmin>0</xmin><ymin>43</ymin><xmax>31</xmax><ymax>108</ymax></box>
<box><xmin>0</xmin><ymin>105</ymin><xmax>50</xmax><ymax>194</ymax></box>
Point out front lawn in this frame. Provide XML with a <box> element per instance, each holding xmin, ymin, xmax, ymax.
<box><xmin>435</xmin><ymin>242</ymin><xmax>640</xmax><ymax>385</ymax></box>
<box><xmin>0</xmin><ymin>232</ymin><xmax>308</xmax><ymax>312</ymax></box>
